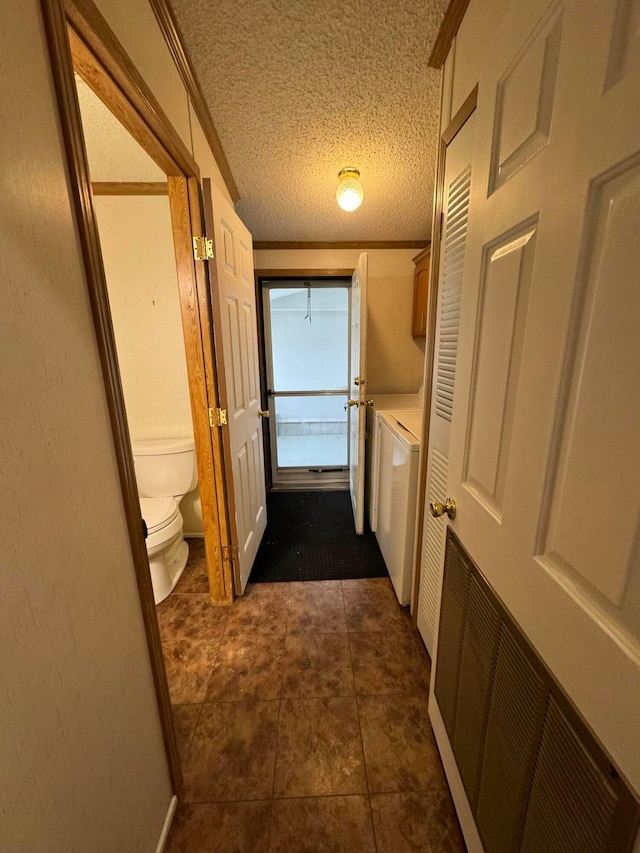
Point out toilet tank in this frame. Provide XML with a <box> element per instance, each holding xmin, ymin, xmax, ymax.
<box><xmin>132</xmin><ymin>437</ymin><xmax>197</xmax><ymax>498</ymax></box>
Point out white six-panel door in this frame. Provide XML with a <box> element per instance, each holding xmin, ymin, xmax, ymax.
<box><xmin>204</xmin><ymin>180</ymin><xmax>267</xmax><ymax>593</ymax></box>
<box><xmin>349</xmin><ymin>253</ymin><xmax>369</xmax><ymax>534</ymax></box>
<box><xmin>434</xmin><ymin>0</ymin><xmax>640</xmax><ymax>795</ymax></box>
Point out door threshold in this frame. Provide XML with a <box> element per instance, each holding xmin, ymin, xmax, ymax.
<box><xmin>271</xmin><ymin>482</ymin><xmax>349</xmax><ymax>492</ymax></box>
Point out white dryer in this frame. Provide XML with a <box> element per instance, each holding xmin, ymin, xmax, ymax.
<box><xmin>366</xmin><ymin>393</ymin><xmax>421</xmax><ymax>531</ymax></box>
<box><xmin>375</xmin><ymin>411</ymin><xmax>422</xmax><ymax>606</ymax></box>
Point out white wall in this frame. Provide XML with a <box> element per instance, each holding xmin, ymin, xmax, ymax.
<box><xmin>1</xmin><ymin>2</ymin><xmax>172</xmax><ymax>850</ymax></box>
<box><xmin>255</xmin><ymin>249</ymin><xmax>426</xmax><ymax>394</ymax></box>
<box><xmin>95</xmin><ymin>196</ymin><xmax>194</xmax><ymax>442</ymax></box>
<box><xmin>94</xmin><ymin>195</ymin><xmax>203</xmax><ymax>536</ymax></box>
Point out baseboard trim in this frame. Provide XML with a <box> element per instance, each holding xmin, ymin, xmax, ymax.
<box><xmin>155</xmin><ymin>795</ymin><xmax>178</xmax><ymax>853</ymax></box>
<box><xmin>428</xmin><ymin>694</ymin><xmax>483</xmax><ymax>852</ymax></box>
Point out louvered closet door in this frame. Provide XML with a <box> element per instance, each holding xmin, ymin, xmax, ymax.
<box><xmin>443</xmin><ymin>0</ymin><xmax>640</xmax><ymax>805</ymax></box>
<box><xmin>417</xmin><ymin>116</ymin><xmax>474</xmax><ymax>654</ymax></box>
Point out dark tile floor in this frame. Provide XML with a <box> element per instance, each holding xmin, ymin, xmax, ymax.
<box><xmin>160</xmin><ymin>539</ymin><xmax>465</xmax><ymax>852</ymax></box>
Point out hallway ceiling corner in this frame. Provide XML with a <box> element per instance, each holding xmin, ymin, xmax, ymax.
<box><xmin>168</xmin><ymin>0</ymin><xmax>449</xmax><ymax>242</ymax></box>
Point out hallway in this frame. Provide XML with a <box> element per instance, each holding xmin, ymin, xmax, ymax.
<box><xmin>160</xmin><ymin>543</ymin><xmax>464</xmax><ymax>851</ymax></box>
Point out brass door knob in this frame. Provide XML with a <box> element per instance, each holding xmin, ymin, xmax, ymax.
<box><xmin>258</xmin><ymin>410</ymin><xmax>269</xmax><ymax>418</ymax></box>
<box><xmin>430</xmin><ymin>497</ymin><xmax>456</xmax><ymax>519</ymax></box>
<box><xmin>344</xmin><ymin>399</ymin><xmax>358</xmax><ymax>409</ymax></box>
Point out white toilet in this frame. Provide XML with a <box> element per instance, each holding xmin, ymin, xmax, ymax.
<box><xmin>132</xmin><ymin>437</ymin><xmax>198</xmax><ymax>604</ymax></box>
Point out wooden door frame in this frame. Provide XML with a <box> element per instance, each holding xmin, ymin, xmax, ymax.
<box><xmin>411</xmin><ymin>85</ymin><xmax>478</xmax><ymax>619</ymax></box>
<box><xmin>41</xmin><ymin>0</ymin><xmax>234</xmax><ymax>798</ymax></box>
<box><xmin>254</xmin><ymin>269</ymin><xmax>354</xmax><ymax>490</ymax></box>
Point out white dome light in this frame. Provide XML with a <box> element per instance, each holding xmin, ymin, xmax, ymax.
<box><xmin>336</xmin><ymin>168</ymin><xmax>364</xmax><ymax>212</ymax></box>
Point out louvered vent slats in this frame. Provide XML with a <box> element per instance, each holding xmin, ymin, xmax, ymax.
<box><xmin>435</xmin><ymin>164</ymin><xmax>471</xmax><ymax>422</ymax></box>
<box><xmin>434</xmin><ymin>530</ymin><xmax>640</xmax><ymax>852</ymax></box>
<box><xmin>520</xmin><ymin>697</ymin><xmax>619</xmax><ymax>853</ymax></box>
<box><xmin>476</xmin><ymin>626</ymin><xmax>546</xmax><ymax>853</ymax></box>
<box><xmin>453</xmin><ymin>576</ymin><xmax>501</xmax><ymax>807</ymax></box>
<box><xmin>434</xmin><ymin>536</ymin><xmax>470</xmax><ymax>740</ymax></box>
<box><xmin>419</xmin><ymin>448</ymin><xmax>448</xmax><ymax>648</ymax></box>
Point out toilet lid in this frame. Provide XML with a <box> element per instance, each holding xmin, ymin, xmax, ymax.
<box><xmin>140</xmin><ymin>496</ymin><xmax>180</xmax><ymax>534</ymax></box>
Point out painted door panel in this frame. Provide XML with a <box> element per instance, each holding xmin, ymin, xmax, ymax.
<box><xmin>349</xmin><ymin>253</ymin><xmax>368</xmax><ymax>534</ymax></box>
<box><xmin>203</xmin><ymin>179</ymin><xmax>266</xmax><ymax>593</ymax></box>
<box><xmin>433</xmin><ymin>0</ymin><xmax>640</xmax><ymax>796</ymax></box>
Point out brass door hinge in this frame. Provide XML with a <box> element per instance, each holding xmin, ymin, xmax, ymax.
<box><xmin>222</xmin><ymin>544</ymin><xmax>239</xmax><ymax>562</ymax></box>
<box><xmin>193</xmin><ymin>235</ymin><xmax>214</xmax><ymax>261</ymax></box>
<box><xmin>209</xmin><ymin>407</ymin><xmax>227</xmax><ymax>427</ymax></box>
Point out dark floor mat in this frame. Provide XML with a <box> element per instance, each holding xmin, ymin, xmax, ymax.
<box><xmin>249</xmin><ymin>490</ymin><xmax>389</xmax><ymax>583</ymax></box>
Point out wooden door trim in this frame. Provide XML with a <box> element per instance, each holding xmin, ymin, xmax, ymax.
<box><xmin>148</xmin><ymin>0</ymin><xmax>240</xmax><ymax>204</ymax></box>
<box><xmin>255</xmin><ymin>269</ymin><xmax>355</xmax><ymax>279</ymax></box>
<box><xmin>200</xmin><ymin>180</ymin><xmax>242</xmax><ymax>592</ymax></box>
<box><xmin>41</xmin><ymin>0</ymin><xmax>182</xmax><ymax>794</ymax></box>
<box><xmin>428</xmin><ymin>0</ymin><xmax>472</xmax><ymax>69</ymax></box>
<box><xmin>65</xmin><ymin>0</ymin><xmax>198</xmax><ymax>177</ymax></box>
<box><xmin>92</xmin><ymin>181</ymin><xmax>168</xmax><ymax>195</ymax></box>
<box><xmin>190</xmin><ymin>178</ymin><xmax>237</xmax><ymax>599</ymax></box>
<box><xmin>411</xmin><ymin>85</ymin><xmax>478</xmax><ymax>621</ymax></box>
<box><xmin>168</xmin><ymin>178</ymin><xmax>233</xmax><ymax>604</ymax></box>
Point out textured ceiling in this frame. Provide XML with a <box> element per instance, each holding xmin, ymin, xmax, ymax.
<box><xmin>75</xmin><ymin>76</ymin><xmax>166</xmax><ymax>182</ymax></box>
<box><xmin>169</xmin><ymin>0</ymin><xmax>447</xmax><ymax>241</ymax></box>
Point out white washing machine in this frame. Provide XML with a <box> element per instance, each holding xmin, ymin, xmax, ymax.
<box><xmin>366</xmin><ymin>393</ymin><xmax>422</xmax><ymax>531</ymax></box>
<box><xmin>375</xmin><ymin>411</ymin><xmax>422</xmax><ymax>605</ymax></box>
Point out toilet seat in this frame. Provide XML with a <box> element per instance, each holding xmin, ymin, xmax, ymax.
<box><xmin>140</xmin><ymin>496</ymin><xmax>180</xmax><ymax>535</ymax></box>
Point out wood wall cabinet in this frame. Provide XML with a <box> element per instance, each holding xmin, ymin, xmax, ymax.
<box><xmin>412</xmin><ymin>245</ymin><xmax>431</xmax><ymax>337</ymax></box>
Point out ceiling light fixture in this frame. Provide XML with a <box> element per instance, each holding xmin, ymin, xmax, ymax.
<box><xmin>336</xmin><ymin>168</ymin><xmax>364</xmax><ymax>212</ymax></box>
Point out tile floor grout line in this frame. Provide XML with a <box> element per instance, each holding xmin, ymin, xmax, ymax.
<box><xmin>347</xmin><ymin>616</ymin><xmax>379</xmax><ymax>852</ymax></box>
<box><xmin>178</xmin><ymin>696</ymin><xmax>206</xmax><ymax>797</ymax></box>
<box><xmin>170</xmin><ymin>783</ymin><xmax>451</xmax><ymax>807</ymax></box>
<box><xmin>267</xmin><ymin>601</ymin><xmax>289</xmax><ymax>848</ymax></box>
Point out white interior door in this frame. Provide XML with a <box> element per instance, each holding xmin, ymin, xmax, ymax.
<box><xmin>416</xmin><ymin>116</ymin><xmax>474</xmax><ymax>654</ymax></box>
<box><xmin>203</xmin><ymin>179</ymin><xmax>266</xmax><ymax>593</ymax></box>
<box><xmin>348</xmin><ymin>253</ymin><xmax>368</xmax><ymax>534</ymax></box>
<box><xmin>431</xmin><ymin>0</ymin><xmax>640</xmax><ymax>801</ymax></box>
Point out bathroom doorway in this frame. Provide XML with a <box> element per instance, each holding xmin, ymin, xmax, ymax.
<box><xmin>258</xmin><ymin>276</ymin><xmax>352</xmax><ymax>490</ymax></box>
<box><xmin>75</xmin><ymin>75</ymin><xmax>204</xmax><ymax>590</ymax></box>
<box><xmin>46</xmin><ymin>0</ymin><xmax>241</xmax><ymax>795</ymax></box>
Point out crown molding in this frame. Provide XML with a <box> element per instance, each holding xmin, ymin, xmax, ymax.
<box><xmin>253</xmin><ymin>240</ymin><xmax>429</xmax><ymax>251</ymax></box>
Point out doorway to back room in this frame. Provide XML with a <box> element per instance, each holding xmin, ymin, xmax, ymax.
<box><xmin>262</xmin><ymin>280</ymin><xmax>351</xmax><ymax>489</ymax></box>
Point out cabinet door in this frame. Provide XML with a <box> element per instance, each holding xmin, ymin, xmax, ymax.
<box><xmin>411</xmin><ymin>247</ymin><xmax>431</xmax><ymax>336</ymax></box>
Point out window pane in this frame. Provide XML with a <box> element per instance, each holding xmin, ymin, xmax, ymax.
<box><xmin>269</xmin><ymin>287</ymin><xmax>348</xmax><ymax>391</ymax></box>
<box><xmin>275</xmin><ymin>395</ymin><xmax>348</xmax><ymax>468</ymax></box>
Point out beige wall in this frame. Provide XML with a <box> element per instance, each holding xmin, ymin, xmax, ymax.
<box><xmin>93</xmin><ymin>0</ymin><xmax>233</xmax><ymax>203</ymax></box>
<box><xmin>1</xmin><ymin>2</ymin><xmax>172</xmax><ymax>850</ymax></box>
<box><xmin>94</xmin><ymin>195</ymin><xmax>204</xmax><ymax>536</ymax></box>
<box><xmin>254</xmin><ymin>249</ymin><xmax>426</xmax><ymax>394</ymax></box>
<box><xmin>95</xmin><ymin>196</ymin><xmax>193</xmax><ymax>442</ymax></box>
